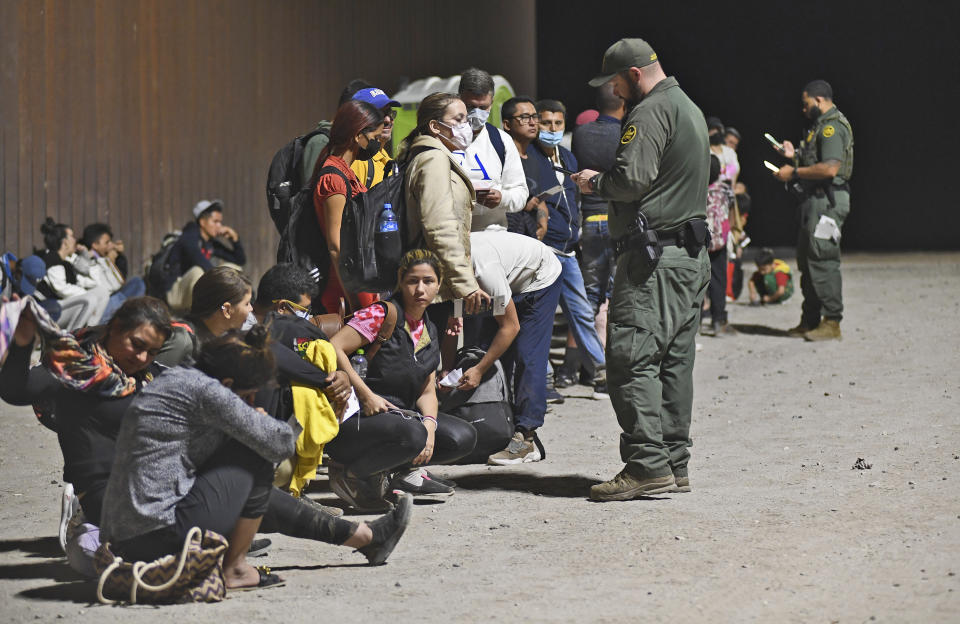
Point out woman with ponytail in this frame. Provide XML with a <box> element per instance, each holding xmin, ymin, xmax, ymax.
<box><xmin>312</xmin><ymin>100</ymin><xmax>385</xmax><ymax>314</ymax></box>
<box><xmin>37</xmin><ymin>217</ymin><xmax>110</xmax><ymax>330</ymax></box>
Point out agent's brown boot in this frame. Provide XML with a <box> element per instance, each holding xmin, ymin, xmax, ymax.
<box><xmin>804</xmin><ymin>319</ymin><xmax>842</xmax><ymax>341</ymax></box>
<box><xmin>787</xmin><ymin>319</ymin><xmax>819</xmax><ymax>337</ymax></box>
<box><xmin>589</xmin><ymin>469</ymin><xmax>675</xmax><ymax>501</ymax></box>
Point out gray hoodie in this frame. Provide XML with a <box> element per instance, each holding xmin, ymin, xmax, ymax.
<box><xmin>101</xmin><ymin>366</ymin><xmax>296</xmax><ymax>543</ymax></box>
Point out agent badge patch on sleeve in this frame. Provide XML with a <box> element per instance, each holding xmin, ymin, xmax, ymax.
<box><xmin>620</xmin><ymin>125</ymin><xmax>637</xmax><ymax>144</ymax></box>
<box><xmin>822</xmin><ymin>125</ymin><xmax>835</xmax><ymax>138</ymax></box>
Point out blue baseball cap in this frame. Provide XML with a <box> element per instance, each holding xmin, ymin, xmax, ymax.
<box><xmin>352</xmin><ymin>87</ymin><xmax>400</xmax><ymax>110</ymax></box>
<box><xmin>3</xmin><ymin>253</ymin><xmax>47</xmax><ymax>296</ymax></box>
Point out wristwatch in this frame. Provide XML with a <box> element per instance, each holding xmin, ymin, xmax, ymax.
<box><xmin>589</xmin><ymin>174</ymin><xmax>601</xmax><ymax>191</ymax></box>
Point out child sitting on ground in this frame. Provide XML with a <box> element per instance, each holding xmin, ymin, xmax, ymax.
<box><xmin>748</xmin><ymin>248</ymin><xmax>793</xmax><ymax>305</ymax></box>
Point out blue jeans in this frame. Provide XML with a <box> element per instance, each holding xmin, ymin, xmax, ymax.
<box><xmin>556</xmin><ymin>254</ymin><xmax>606</xmax><ymax>368</ymax></box>
<box><xmin>99</xmin><ymin>277</ymin><xmax>146</xmax><ymax>323</ymax></box>
<box><xmin>580</xmin><ymin>220</ymin><xmax>616</xmax><ymax>315</ymax></box>
<box><xmin>503</xmin><ymin>278</ymin><xmax>563</xmax><ymax>431</ymax></box>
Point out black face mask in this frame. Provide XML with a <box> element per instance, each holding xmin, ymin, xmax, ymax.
<box><xmin>709</xmin><ymin>132</ymin><xmax>725</xmax><ymax>145</ymax></box>
<box><xmin>356</xmin><ymin>138</ymin><xmax>382</xmax><ymax>161</ymax></box>
<box><xmin>805</xmin><ymin>106</ymin><xmax>822</xmax><ymax>122</ymax></box>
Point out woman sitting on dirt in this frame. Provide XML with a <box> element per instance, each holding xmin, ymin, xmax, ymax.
<box><xmin>100</xmin><ymin>326</ymin><xmax>412</xmax><ymax>590</ymax></box>
<box><xmin>154</xmin><ymin>265</ymin><xmax>253</xmax><ymax>365</ymax></box>
<box><xmin>157</xmin><ymin>266</ymin><xmax>351</xmax><ymax>411</ymax></box>
<box><xmin>326</xmin><ymin>249</ymin><xmax>478</xmax><ymax>510</ymax></box>
<box><xmin>0</xmin><ymin>296</ymin><xmax>172</xmax><ymax>529</ymax></box>
<box><xmin>100</xmin><ymin>326</ymin><xmax>295</xmax><ymax>589</ymax></box>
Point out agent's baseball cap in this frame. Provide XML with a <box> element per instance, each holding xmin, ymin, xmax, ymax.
<box><xmin>192</xmin><ymin>199</ymin><xmax>224</xmax><ymax>219</ymax></box>
<box><xmin>352</xmin><ymin>87</ymin><xmax>400</xmax><ymax>109</ymax></box>
<box><xmin>588</xmin><ymin>38</ymin><xmax>659</xmax><ymax>87</ymax></box>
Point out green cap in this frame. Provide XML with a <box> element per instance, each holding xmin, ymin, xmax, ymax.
<box><xmin>588</xmin><ymin>38</ymin><xmax>659</xmax><ymax>87</ymax></box>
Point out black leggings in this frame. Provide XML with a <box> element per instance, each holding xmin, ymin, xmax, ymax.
<box><xmin>260</xmin><ymin>487</ymin><xmax>357</xmax><ymax>545</ymax></box>
<box><xmin>325</xmin><ymin>410</ymin><xmax>477</xmax><ymax>478</ymax></box>
<box><xmin>78</xmin><ymin>479</ymin><xmax>107</xmax><ymax>527</ymax></box>
<box><xmin>85</xmin><ymin>475</ymin><xmax>358</xmax><ymax>555</ymax></box>
<box><xmin>114</xmin><ymin>441</ymin><xmax>274</xmax><ymax>562</ymax></box>
<box><xmin>707</xmin><ymin>248</ymin><xmax>728</xmax><ymax>324</ymax></box>
<box><xmin>447</xmin><ymin>402</ymin><xmax>514</xmax><ymax>465</ymax></box>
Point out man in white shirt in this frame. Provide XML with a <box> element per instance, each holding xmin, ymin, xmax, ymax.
<box><xmin>465</xmin><ymin>230</ymin><xmax>562</xmax><ymax>465</ymax></box>
<box><xmin>454</xmin><ymin>68</ymin><xmax>528</xmax><ymax>232</ymax></box>
<box><xmin>81</xmin><ymin>223</ymin><xmax>146</xmax><ymax>323</ymax></box>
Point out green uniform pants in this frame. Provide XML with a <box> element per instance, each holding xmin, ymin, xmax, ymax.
<box><xmin>796</xmin><ymin>190</ymin><xmax>850</xmax><ymax>325</ymax></box>
<box><xmin>606</xmin><ymin>245</ymin><xmax>710</xmax><ymax>480</ymax></box>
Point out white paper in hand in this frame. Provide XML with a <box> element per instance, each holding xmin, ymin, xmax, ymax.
<box><xmin>341</xmin><ymin>388</ymin><xmax>361</xmax><ymax>422</ymax></box>
<box><xmin>438</xmin><ymin>368</ymin><xmax>464</xmax><ymax>388</ymax></box>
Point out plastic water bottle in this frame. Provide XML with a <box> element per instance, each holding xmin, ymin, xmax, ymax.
<box><xmin>377</xmin><ymin>203</ymin><xmax>399</xmax><ymax>234</ymax></box>
<box><xmin>375</xmin><ymin>203</ymin><xmax>402</xmax><ymax>278</ymax></box>
<box><xmin>350</xmin><ymin>348</ymin><xmax>368</xmax><ymax>379</ymax></box>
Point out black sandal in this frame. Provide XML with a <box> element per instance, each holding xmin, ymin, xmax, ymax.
<box><xmin>228</xmin><ymin>565</ymin><xmax>285</xmax><ymax>592</ymax></box>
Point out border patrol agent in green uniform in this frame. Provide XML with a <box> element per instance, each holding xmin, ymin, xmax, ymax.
<box><xmin>771</xmin><ymin>79</ymin><xmax>853</xmax><ymax>341</ymax></box>
<box><xmin>573</xmin><ymin>39</ymin><xmax>711</xmax><ymax>501</ymax></box>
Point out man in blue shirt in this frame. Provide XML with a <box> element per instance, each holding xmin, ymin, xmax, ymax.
<box><xmin>572</xmin><ymin>84</ymin><xmax>625</xmax><ymax>319</ymax></box>
<box><xmin>528</xmin><ymin>99</ymin><xmax>607</xmax><ymax>399</ymax></box>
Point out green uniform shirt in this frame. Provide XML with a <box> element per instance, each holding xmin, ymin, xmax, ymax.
<box><xmin>594</xmin><ymin>77</ymin><xmax>710</xmax><ymax>238</ymax></box>
<box><xmin>797</xmin><ymin>105</ymin><xmax>853</xmax><ymax>185</ymax></box>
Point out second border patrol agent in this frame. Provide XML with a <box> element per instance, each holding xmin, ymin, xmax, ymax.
<box><xmin>771</xmin><ymin>79</ymin><xmax>853</xmax><ymax>342</ymax></box>
<box><xmin>573</xmin><ymin>39</ymin><xmax>711</xmax><ymax>501</ymax></box>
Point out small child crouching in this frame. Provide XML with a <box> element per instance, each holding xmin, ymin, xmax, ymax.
<box><xmin>748</xmin><ymin>248</ymin><xmax>793</xmax><ymax>305</ymax></box>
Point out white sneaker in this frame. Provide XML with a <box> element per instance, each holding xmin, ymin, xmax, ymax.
<box><xmin>58</xmin><ymin>483</ymin><xmax>79</xmax><ymax>553</ymax></box>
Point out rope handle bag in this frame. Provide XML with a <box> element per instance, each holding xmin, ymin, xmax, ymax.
<box><xmin>95</xmin><ymin>526</ymin><xmax>228</xmax><ymax>605</ymax></box>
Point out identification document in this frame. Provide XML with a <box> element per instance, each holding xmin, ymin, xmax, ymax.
<box><xmin>438</xmin><ymin>368</ymin><xmax>463</xmax><ymax>388</ymax></box>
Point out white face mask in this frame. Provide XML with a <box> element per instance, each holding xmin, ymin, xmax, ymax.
<box><xmin>438</xmin><ymin>120</ymin><xmax>474</xmax><ymax>151</ymax></box>
<box><xmin>467</xmin><ymin>107</ymin><xmax>490</xmax><ymax>132</ymax></box>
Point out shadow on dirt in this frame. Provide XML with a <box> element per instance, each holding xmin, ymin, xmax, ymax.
<box><xmin>18</xmin><ymin>580</ymin><xmax>95</xmax><ymax>604</ymax></box>
<box><xmin>730</xmin><ymin>323</ymin><xmax>794</xmax><ymax>338</ymax></box>
<box><xmin>451</xmin><ymin>472</ymin><xmax>602</xmax><ymax>498</ymax></box>
<box><xmin>0</xmin><ymin>536</ymin><xmax>63</xmax><ymax>558</ymax></box>
<box><xmin>0</xmin><ymin>561</ymin><xmax>85</xmax><ymax>582</ymax></box>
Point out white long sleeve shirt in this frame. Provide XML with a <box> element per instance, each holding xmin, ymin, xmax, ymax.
<box><xmin>44</xmin><ymin>262</ymin><xmax>99</xmax><ymax>298</ymax></box>
<box><xmin>451</xmin><ymin>126</ymin><xmax>528</xmax><ymax>232</ymax></box>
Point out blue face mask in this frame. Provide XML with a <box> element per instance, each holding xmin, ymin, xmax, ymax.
<box><xmin>539</xmin><ymin>129</ymin><xmax>563</xmax><ymax>147</ymax></box>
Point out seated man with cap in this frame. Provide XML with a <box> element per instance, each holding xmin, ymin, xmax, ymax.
<box><xmin>349</xmin><ymin>87</ymin><xmax>401</xmax><ymax>188</ymax></box>
<box><xmin>164</xmin><ymin>199</ymin><xmax>246</xmax><ymax>313</ymax></box>
<box><xmin>0</xmin><ymin>253</ymin><xmax>62</xmax><ymax>321</ymax></box>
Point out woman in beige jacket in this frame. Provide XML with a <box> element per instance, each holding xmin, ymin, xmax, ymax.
<box><xmin>400</xmin><ymin>93</ymin><xmax>491</xmax><ymax>314</ymax></box>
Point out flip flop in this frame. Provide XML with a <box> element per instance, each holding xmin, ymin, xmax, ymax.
<box><xmin>228</xmin><ymin>565</ymin><xmax>285</xmax><ymax>592</ymax></box>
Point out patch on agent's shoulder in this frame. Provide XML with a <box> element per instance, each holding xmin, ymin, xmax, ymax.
<box><xmin>620</xmin><ymin>125</ymin><xmax>637</xmax><ymax>144</ymax></box>
<box><xmin>822</xmin><ymin>125</ymin><xmax>835</xmax><ymax>138</ymax></box>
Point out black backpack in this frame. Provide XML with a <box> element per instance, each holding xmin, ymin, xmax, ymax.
<box><xmin>333</xmin><ymin>146</ymin><xmax>435</xmax><ymax>293</ymax></box>
<box><xmin>267</xmin><ymin>127</ymin><xmax>376</xmax><ymax>287</ymax></box>
<box><xmin>144</xmin><ymin>231</ymin><xmax>182</xmax><ymax>297</ymax></box>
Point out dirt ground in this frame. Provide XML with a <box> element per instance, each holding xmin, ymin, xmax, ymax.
<box><xmin>0</xmin><ymin>251</ymin><xmax>957</xmax><ymax>623</ymax></box>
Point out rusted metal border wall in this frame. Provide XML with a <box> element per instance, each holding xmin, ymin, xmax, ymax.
<box><xmin>1</xmin><ymin>0</ymin><xmax>536</xmax><ymax>280</ymax></box>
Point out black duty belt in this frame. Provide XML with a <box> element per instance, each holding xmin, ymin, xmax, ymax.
<box><xmin>612</xmin><ymin>218</ymin><xmax>710</xmax><ymax>261</ymax></box>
